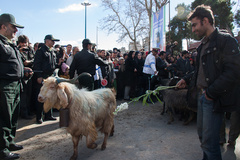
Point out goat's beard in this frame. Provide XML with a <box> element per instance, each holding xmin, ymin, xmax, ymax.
<box><xmin>43</xmin><ymin>97</ymin><xmax>60</xmax><ymax>113</ymax></box>
<box><xmin>43</xmin><ymin>99</ymin><xmax>54</xmax><ymax>113</ymax></box>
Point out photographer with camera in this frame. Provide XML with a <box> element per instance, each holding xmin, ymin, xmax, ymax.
<box><xmin>166</xmin><ymin>41</ymin><xmax>178</xmax><ymax>55</ymax></box>
<box><xmin>17</xmin><ymin>35</ymin><xmax>35</xmax><ymax>120</ymax></box>
<box><xmin>18</xmin><ymin>35</ymin><xmax>34</xmax><ymax>69</ymax></box>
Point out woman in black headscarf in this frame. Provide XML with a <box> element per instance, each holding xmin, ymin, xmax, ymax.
<box><xmin>124</xmin><ymin>51</ymin><xmax>137</xmax><ymax>100</ymax></box>
<box><xmin>135</xmin><ymin>51</ymin><xmax>145</xmax><ymax>97</ymax></box>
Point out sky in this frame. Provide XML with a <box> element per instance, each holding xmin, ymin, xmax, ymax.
<box><xmin>0</xmin><ymin>0</ymin><xmax>238</xmax><ymax>50</ymax></box>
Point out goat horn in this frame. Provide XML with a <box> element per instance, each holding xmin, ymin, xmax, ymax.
<box><xmin>52</xmin><ymin>69</ymin><xmax>60</xmax><ymax>77</ymax></box>
<box><xmin>53</xmin><ymin>68</ymin><xmax>78</xmax><ymax>84</ymax></box>
<box><xmin>55</xmin><ymin>76</ymin><xmax>78</xmax><ymax>84</ymax></box>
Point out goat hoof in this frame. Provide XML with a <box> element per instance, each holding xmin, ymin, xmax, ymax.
<box><xmin>91</xmin><ymin>143</ymin><xmax>98</xmax><ymax>149</ymax></box>
<box><xmin>70</xmin><ymin>155</ymin><xmax>77</xmax><ymax>160</ymax></box>
<box><xmin>101</xmin><ymin>145</ymin><xmax>106</xmax><ymax>150</ymax></box>
<box><xmin>87</xmin><ymin>143</ymin><xmax>98</xmax><ymax>149</ymax></box>
<box><xmin>167</xmin><ymin>120</ymin><xmax>173</xmax><ymax>124</ymax></box>
<box><xmin>109</xmin><ymin>132</ymin><xmax>114</xmax><ymax>137</ymax></box>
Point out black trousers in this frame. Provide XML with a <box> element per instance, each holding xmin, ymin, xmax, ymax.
<box><xmin>34</xmin><ymin>82</ymin><xmax>53</xmax><ymax>121</ymax></box>
<box><xmin>0</xmin><ymin>80</ymin><xmax>20</xmax><ymax>156</ymax></box>
<box><xmin>143</xmin><ymin>73</ymin><xmax>153</xmax><ymax>91</ymax></box>
<box><xmin>20</xmin><ymin>79</ymin><xmax>32</xmax><ymax>117</ymax></box>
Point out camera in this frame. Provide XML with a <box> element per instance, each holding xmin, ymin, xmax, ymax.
<box><xmin>21</xmin><ymin>47</ymin><xmax>29</xmax><ymax>52</ymax></box>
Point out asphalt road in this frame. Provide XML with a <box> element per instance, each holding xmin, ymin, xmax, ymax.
<box><xmin>14</xmin><ymin>100</ymin><xmax>240</xmax><ymax>160</ymax></box>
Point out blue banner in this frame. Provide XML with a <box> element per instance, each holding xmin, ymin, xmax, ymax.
<box><xmin>151</xmin><ymin>7</ymin><xmax>165</xmax><ymax>51</ymax></box>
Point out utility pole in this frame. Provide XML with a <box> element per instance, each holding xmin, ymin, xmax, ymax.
<box><xmin>81</xmin><ymin>2</ymin><xmax>91</xmax><ymax>39</ymax></box>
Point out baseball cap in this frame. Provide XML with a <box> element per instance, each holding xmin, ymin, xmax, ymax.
<box><xmin>82</xmin><ymin>39</ymin><xmax>92</xmax><ymax>45</ymax></box>
<box><xmin>0</xmin><ymin>13</ymin><xmax>24</xmax><ymax>28</ymax></box>
<box><xmin>44</xmin><ymin>34</ymin><xmax>60</xmax><ymax>41</ymax></box>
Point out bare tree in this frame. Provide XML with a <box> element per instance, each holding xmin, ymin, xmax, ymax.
<box><xmin>154</xmin><ymin>0</ymin><xmax>168</xmax><ymax>11</ymax></box>
<box><xmin>100</xmin><ymin>0</ymin><xmax>148</xmax><ymax>50</ymax></box>
<box><xmin>144</xmin><ymin>0</ymin><xmax>152</xmax><ymax>50</ymax></box>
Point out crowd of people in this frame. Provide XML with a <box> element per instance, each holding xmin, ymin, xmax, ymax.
<box><xmin>0</xmin><ymin>4</ymin><xmax>240</xmax><ymax>160</ymax></box>
<box><xmin>1</xmin><ymin>19</ymin><xmax>198</xmax><ymax>123</ymax></box>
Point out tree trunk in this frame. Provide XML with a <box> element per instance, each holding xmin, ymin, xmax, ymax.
<box><xmin>148</xmin><ymin>15</ymin><xmax>152</xmax><ymax>51</ymax></box>
<box><xmin>134</xmin><ymin>40</ymin><xmax>137</xmax><ymax>51</ymax></box>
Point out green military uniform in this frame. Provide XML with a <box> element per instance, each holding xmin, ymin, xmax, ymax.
<box><xmin>0</xmin><ymin>34</ymin><xmax>24</xmax><ymax>157</ymax></box>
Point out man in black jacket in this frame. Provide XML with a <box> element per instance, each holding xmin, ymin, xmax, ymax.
<box><xmin>33</xmin><ymin>34</ymin><xmax>62</xmax><ymax>124</ymax></box>
<box><xmin>176</xmin><ymin>50</ymin><xmax>191</xmax><ymax>77</ymax></box>
<box><xmin>17</xmin><ymin>35</ymin><xmax>35</xmax><ymax>119</ymax></box>
<box><xmin>177</xmin><ymin>5</ymin><xmax>240</xmax><ymax>160</ymax></box>
<box><xmin>0</xmin><ymin>13</ymin><xmax>32</xmax><ymax>160</ymax></box>
<box><xmin>156</xmin><ymin>51</ymin><xmax>171</xmax><ymax>79</ymax></box>
<box><xmin>70</xmin><ymin>39</ymin><xmax>107</xmax><ymax>90</ymax></box>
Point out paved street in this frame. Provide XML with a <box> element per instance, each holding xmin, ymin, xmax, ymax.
<box><xmin>15</xmin><ymin>100</ymin><xmax>240</xmax><ymax>160</ymax></box>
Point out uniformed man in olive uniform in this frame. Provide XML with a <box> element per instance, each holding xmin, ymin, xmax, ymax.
<box><xmin>69</xmin><ymin>39</ymin><xmax>107</xmax><ymax>90</ymax></box>
<box><xmin>0</xmin><ymin>13</ymin><xmax>32</xmax><ymax>160</ymax></box>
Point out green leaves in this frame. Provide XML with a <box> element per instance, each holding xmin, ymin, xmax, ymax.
<box><xmin>114</xmin><ymin>85</ymin><xmax>177</xmax><ymax>115</ymax></box>
<box><xmin>129</xmin><ymin>85</ymin><xmax>177</xmax><ymax>105</ymax></box>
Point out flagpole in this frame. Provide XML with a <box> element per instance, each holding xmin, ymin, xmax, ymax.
<box><xmin>168</xmin><ymin>0</ymin><xmax>171</xmax><ymax>41</ymax></box>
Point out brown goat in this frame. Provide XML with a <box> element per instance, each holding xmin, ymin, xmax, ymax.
<box><xmin>38</xmin><ymin>77</ymin><xmax>116</xmax><ymax>160</ymax></box>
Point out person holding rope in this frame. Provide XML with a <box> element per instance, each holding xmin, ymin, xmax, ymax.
<box><xmin>177</xmin><ymin>5</ymin><xmax>240</xmax><ymax>160</ymax></box>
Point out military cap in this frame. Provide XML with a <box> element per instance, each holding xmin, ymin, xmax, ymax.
<box><xmin>82</xmin><ymin>39</ymin><xmax>92</xmax><ymax>45</ymax></box>
<box><xmin>44</xmin><ymin>34</ymin><xmax>60</xmax><ymax>41</ymax></box>
<box><xmin>0</xmin><ymin>13</ymin><xmax>24</xmax><ymax>28</ymax></box>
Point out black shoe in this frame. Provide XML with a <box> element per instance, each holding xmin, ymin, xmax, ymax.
<box><xmin>8</xmin><ymin>144</ymin><xmax>23</xmax><ymax>151</ymax></box>
<box><xmin>36</xmin><ymin>119</ymin><xmax>43</xmax><ymax>124</ymax></box>
<box><xmin>219</xmin><ymin>140</ymin><xmax>226</xmax><ymax>145</ymax></box>
<box><xmin>44</xmin><ymin>116</ymin><xmax>57</xmax><ymax>121</ymax></box>
<box><xmin>228</xmin><ymin>140</ymin><xmax>236</xmax><ymax>147</ymax></box>
<box><xmin>2</xmin><ymin>152</ymin><xmax>20</xmax><ymax>159</ymax></box>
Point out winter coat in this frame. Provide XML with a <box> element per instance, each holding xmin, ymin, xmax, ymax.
<box><xmin>33</xmin><ymin>44</ymin><xmax>58</xmax><ymax>79</ymax></box>
<box><xmin>69</xmin><ymin>48</ymin><xmax>107</xmax><ymax>78</ymax></box>
<box><xmin>184</xmin><ymin>28</ymin><xmax>240</xmax><ymax>112</ymax></box>
<box><xmin>0</xmin><ymin>34</ymin><xmax>24</xmax><ymax>80</ymax></box>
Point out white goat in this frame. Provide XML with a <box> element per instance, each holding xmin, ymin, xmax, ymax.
<box><xmin>38</xmin><ymin>77</ymin><xmax>116</xmax><ymax>160</ymax></box>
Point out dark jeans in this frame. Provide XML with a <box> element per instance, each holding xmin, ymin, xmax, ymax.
<box><xmin>0</xmin><ymin>80</ymin><xmax>20</xmax><ymax>156</ymax></box>
<box><xmin>229</xmin><ymin>111</ymin><xmax>240</xmax><ymax>142</ymax></box>
<box><xmin>197</xmin><ymin>93</ymin><xmax>224</xmax><ymax>160</ymax></box>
